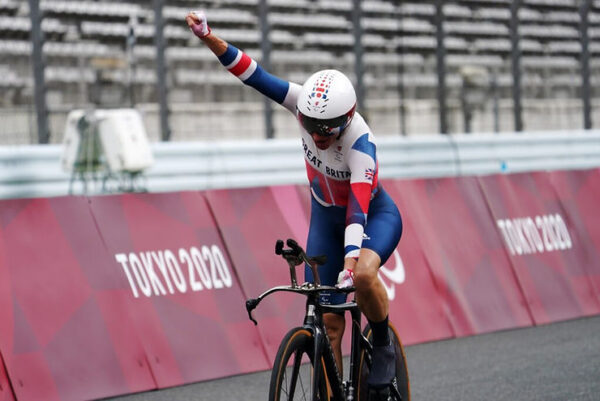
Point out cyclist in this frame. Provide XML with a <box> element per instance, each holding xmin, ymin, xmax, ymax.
<box><xmin>186</xmin><ymin>11</ymin><xmax>403</xmax><ymax>393</ymax></box>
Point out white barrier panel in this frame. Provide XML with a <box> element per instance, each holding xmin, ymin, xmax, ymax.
<box><xmin>0</xmin><ymin>130</ymin><xmax>599</xmax><ymax>199</ymax></box>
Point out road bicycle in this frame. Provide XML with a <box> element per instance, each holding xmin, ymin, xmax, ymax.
<box><xmin>245</xmin><ymin>239</ymin><xmax>410</xmax><ymax>401</ymax></box>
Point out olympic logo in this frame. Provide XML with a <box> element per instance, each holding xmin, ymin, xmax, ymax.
<box><xmin>378</xmin><ymin>249</ymin><xmax>406</xmax><ymax>301</ymax></box>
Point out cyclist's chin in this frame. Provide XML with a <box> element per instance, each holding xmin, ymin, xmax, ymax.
<box><xmin>313</xmin><ymin>137</ymin><xmax>334</xmax><ymax>150</ymax></box>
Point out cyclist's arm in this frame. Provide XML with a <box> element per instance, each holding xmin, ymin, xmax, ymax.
<box><xmin>216</xmin><ymin>43</ymin><xmax>300</xmax><ymax>112</ymax></box>
<box><xmin>187</xmin><ymin>12</ymin><xmax>299</xmax><ymax>113</ymax></box>
<box><xmin>343</xmin><ymin>132</ymin><xmax>378</xmax><ymax>266</ymax></box>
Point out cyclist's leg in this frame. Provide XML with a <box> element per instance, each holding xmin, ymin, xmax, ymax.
<box><xmin>359</xmin><ymin>187</ymin><xmax>403</xmax><ymax>324</ymax></box>
<box><xmin>357</xmin><ymin>322</ymin><xmax>410</xmax><ymax>401</ymax></box>
<box><xmin>358</xmin><ymin>189</ymin><xmax>403</xmax><ymax>390</ymax></box>
<box><xmin>305</xmin><ymin>196</ymin><xmax>347</xmax><ymax>374</ymax></box>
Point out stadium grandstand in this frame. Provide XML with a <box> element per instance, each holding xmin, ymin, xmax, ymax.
<box><xmin>0</xmin><ymin>0</ymin><xmax>598</xmax><ymax>144</ymax></box>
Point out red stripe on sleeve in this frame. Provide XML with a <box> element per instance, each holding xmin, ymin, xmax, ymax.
<box><xmin>350</xmin><ymin>182</ymin><xmax>373</xmax><ymax>214</ymax></box>
<box><xmin>229</xmin><ymin>53</ymin><xmax>252</xmax><ymax>77</ymax></box>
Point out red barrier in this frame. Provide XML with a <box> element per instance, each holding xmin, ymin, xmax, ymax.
<box><xmin>205</xmin><ymin>185</ymin><xmax>311</xmax><ymax>362</ymax></box>
<box><xmin>0</xmin><ymin>197</ymin><xmax>155</xmax><ymax>401</ymax></box>
<box><xmin>375</xmin><ymin>181</ymin><xmax>455</xmax><ymax>345</ymax></box>
<box><xmin>88</xmin><ymin>192</ymin><xmax>269</xmax><ymax>387</ymax></box>
<box><xmin>479</xmin><ymin>173</ymin><xmax>600</xmax><ymax>325</ymax></box>
<box><xmin>0</xmin><ymin>222</ymin><xmax>14</xmax><ymax>401</ymax></box>
<box><xmin>549</xmin><ymin>169</ymin><xmax>600</xmax><ymax>301</ymax></box>
<box><xmin>387</xmin><ymin>177</ymin><xmax>534</xmax><ymax>337</ymax></box>
<box><xmin>0</xmin><ymin>353</ymin><xmax>14</xmax><ymax>401</ymax></box>
<box><xmin>0</xmin><ymin>169</ymin><xmax>599</xmax><ymax>400</ymax></box>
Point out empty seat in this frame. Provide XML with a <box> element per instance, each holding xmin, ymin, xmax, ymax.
<box><xmin>303</xmin><ymin>32</ymin><xmax>353</xmax><ymax>47</ymax></box>
<box><xmin>163</xmin><ymin>6</ymin><xmax>257</xmax><ymax>24</ymax></box>
<box><xmin>521</xmin><ymin>55</ymin><xmax>579</xmax><ymax>68</ymax></box>
<box><xmin>399</xmin><ymin>3</ymin><xmax>435</xmax><ymax>16</ymax></box>
<box><xmin>364</xmin><ymin>52</ymin><xmax>424</xmax><ymax>66</ymax></box>
<box><xmin>272</xmin><ymin>49</ymin><xmax>337</xmax><ymax>64</ymax></box>
<box><xmin>523</xmin><ymin>0</ymin><xmax>576</xmax><ymax>8</ymax></box>
<box><xmin>0</xmin><ymin>40</ymin><xmax>30</xmax><ymax>55</ymax></box>
<box><xmin>41</xmin><ymin>1</ymin><xmax>141</xmax><ymax>18</ymax></box>
<box><xmin>444</xmin><ymin>21</ymin><xmax>509</xmax><ymax>36</ymax></box>
<box><xmin>45</xmin><ymin>66</ymin><xmax>96</xmax><ymax>83</ymax></box>
<box><xmin>475</xmin><ymin>7</ymin><xmax>511</xmax><ymax>21</ymax></box>
<box><xmin>443</xmin><ymin>3</ymin><xmax>472</xmax><ymax>18</ymax></box>
<box><xmin>519</xmin><ymin>24</ymin><xmax>579</xmax><ymax>38</ymax></box>
<box><xmin>316</xmin><ymin>0</ymin><xmax>352</xmax><ymax>12</ymax></box>
<box><xmin>546</xmin><ymin>40</ymin><xmax>581</xmax><ymax>54</ymax></box>
<box><xmin>447</xmin><ymin>54</ymin><xmax>504</xmax><ymax>68</ymax></box>
<box><xmin>269</xmin><ymin>12</ymin><xmax>349</xmax><ymax>29</ymax></box>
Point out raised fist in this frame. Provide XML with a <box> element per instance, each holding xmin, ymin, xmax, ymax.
<box><xmin>186</xmin><ymin>10</ymin><xmax>211</xmax><ymax>38</ymax></box>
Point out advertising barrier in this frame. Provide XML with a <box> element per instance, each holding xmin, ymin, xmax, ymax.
<box><xmin>88</xmin><ymin>192</ymin><xmax>269</xmax><ymax>387</ymax></box>
<box><xmin>377</xmin><ymin>180</ymin><xmax>455</xmax><ymax>345</ymax></box>
<box><xmin>0</xmin><ymin>169</ymin><xmax>598</xmax><ymax>400</ymax></box>
<box><xmin>0</xmin><ymin>224</ymin><xmax>14</xmax><ymax>401</ymax></box>
<box><xmin>480</xmin><ymin>173</ymin><xmax>600</xmax><ymax>325</ymax></box>
<box><xmin>0</xmin><ymin>354</ymin><xmax>14</xmax><ymax>401</ymax></box>
<box><xmin>548</xmin><ymin>169</ymin><xmax>600</xmax><ymax>300</ymax></box>
<box><xmin>387</xmin><ymin>177</ymin><xmax>534</xmax><ymax>337</ymax></box>
<box><xmin>0</xmin><ymin>193</ymin><xmax>269</xmax><ymax>400</ymax></box>
<box><xmin>0</xmin><ymin>197</ymin><xmax>155</xmax><ymax>401</ymax></box>
<box><xmin>205</xmin><ymin>185</ymin><xmax>312</xmax><ymax>361</ymax></box>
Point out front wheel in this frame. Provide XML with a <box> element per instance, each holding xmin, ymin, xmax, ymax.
<box><xmin>356</xmin><ymin>321</ymin><xmax>410</xmax><ymax>401</ymax></box>
<box><xmin>268</xmin><ymin>327</ymin><xmax>329</xmax><ymax>401</ymax></box>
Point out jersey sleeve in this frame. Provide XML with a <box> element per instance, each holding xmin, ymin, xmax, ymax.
<box><xmin>344</xmin><ymin>132</ymin><xmax>378</xmax><ymax>259</ymax></box>
<box><xmin>218</xmin><ymin>44</ymin><xmax>299</xmax><ymax>113</ymax></box>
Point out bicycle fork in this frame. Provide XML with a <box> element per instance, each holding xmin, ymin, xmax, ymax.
<box><xmin>311</xmin><ymin>324</ymin><xmax>345</xmax><ymax>401</ymax></box>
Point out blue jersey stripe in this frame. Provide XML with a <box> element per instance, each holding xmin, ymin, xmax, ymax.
<box><xmin>351</xmin><ymin>133</ymin><xmax>376</xmax><ymax>162</ymax></box>
<box><xmin>245</xmin><ymin>65</ymin><xmax>289</xmax><ymax>104</ymax></box>
<box><xmin>344</xmin><ymin>245</ymin><xmax>360</xmax><ymax>255</ymax></box>
<box><xmin>217</xmin><ymin>44</ymin><xmax>238</xmax><ymax>66</ymax></box>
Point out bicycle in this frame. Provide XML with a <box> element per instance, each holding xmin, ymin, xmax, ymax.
<box><xmin>245</xmin><ymin>238</ymin><xmax>410</xmax><ymax>401</ymax></box>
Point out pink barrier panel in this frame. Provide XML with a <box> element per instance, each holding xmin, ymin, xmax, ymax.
<box><xmin>375</xmin><ymin>181</ymin><xmax>455</xmax><ymax>345</ymax></box>
<box><xmin>386</xmin><ymin>177</ymin><xmax>534</xmax><ymax>337</ymax></box>
<box><xmin>479</xmin><ymin>173</ymin><xmax>600</xmax><ymax>325</ymax></box>
<box><xmin>0</xmin><ymin>226</ymin><xmax>14</xmax><ymax>401</ymax></box>
<box><xmin>0</xmin><ymin>354</ymin><xmax>14</xmax><ymax>401</ymax></box>
<box><xmin>549</xmin><ymin>169</ymin><xmax>600</xmax><ymax>300</ymax></box>
<box><xmin>88</xmin><ymin>192</ymin><xmax>269</xmax><ymax>388</ymax></box>
<box><xmin>0</xmin><ymin>197</ymin><xmax>155</xmax><ymax>401</ymax></box>
<box><xmin>205</xmin><ymin>186</ymin><xmax>311</xmax><ymax>362</ymax></box>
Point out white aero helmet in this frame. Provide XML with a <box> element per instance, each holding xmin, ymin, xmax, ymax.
<box><xmin>296</xmin><ymin>69</ymin><xmax>357</xmax><ymax>137</ymax></box>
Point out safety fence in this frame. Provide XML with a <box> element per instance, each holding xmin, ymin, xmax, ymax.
<box><xmin>1</xmin><ymin>130</ymin><xmax>600</xmax><ymax>200</ymax></box>
<box><xmin>0</xmin><ymin>168</ymin><xmax>599</xmax><ymax>400</ymax></box>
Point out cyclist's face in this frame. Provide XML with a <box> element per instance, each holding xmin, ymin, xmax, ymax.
<box><xmin>310</xmin><ymin>132</ymin><xmax>336</xmax><ymax>150</ymax></box>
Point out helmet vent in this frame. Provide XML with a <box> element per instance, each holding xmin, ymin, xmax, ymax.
<box><xmin>309</xmin><ymin>72</ymin><xmax>335</xmax><ymax>112</ymax></box>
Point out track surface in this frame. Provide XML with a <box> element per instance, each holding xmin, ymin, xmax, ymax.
<box><xmin>106</xmin><ymin>315</ymin><xmax>600</xmax><ymax>401</ymax></box>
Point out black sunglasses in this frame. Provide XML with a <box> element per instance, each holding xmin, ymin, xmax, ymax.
<box><xmin>297</xmin><ymin>110</ymin><xmax>350</xmax><ymax>137</ymax></box>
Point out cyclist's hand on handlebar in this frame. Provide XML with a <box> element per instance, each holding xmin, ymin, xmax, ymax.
<box><xmin>186</xmin><ymin>10</ymin><xmax>211</xmax><ymax>38</ymax></box>
<box><xmin>336</xmin><ymin>269</ymin><xmax>354</xmax><ymax>289</ymax></box>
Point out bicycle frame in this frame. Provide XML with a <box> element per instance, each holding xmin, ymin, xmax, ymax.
<box><xmin>246</xmin><ymin>239</ymin><xmax>374</xmax><ymax>401</ymax></box>
<box><xmin>314</xmin><ymin>298</ymin><xmax>373</xmax><ymax>401</ymax></box>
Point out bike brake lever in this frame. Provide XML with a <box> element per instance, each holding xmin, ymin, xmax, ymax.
<box><xmin>245</xmin><ymin>298</ymin><xmax>259</xmax><ymax>326</ymax></box>
<box><xmin>286</xmin><ymin>238</ymin><xmax>301</xmax><ymax>254</ymax></box>
<box><xmin>275</xmin><ymin>239</ymin><xmax>284</xmax><ymax>255</ymax></box>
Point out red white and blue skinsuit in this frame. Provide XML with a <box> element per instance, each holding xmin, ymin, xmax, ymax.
<box><xmin>218</xmin><ymin>45</ymin><xmax>402</xmax><ymax>304</ymax></box>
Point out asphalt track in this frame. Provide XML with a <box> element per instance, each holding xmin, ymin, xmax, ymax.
<box><xmin>105</xmin><ymin>315</ymin><xmax>600</xmax><ymax>401</ymax></box>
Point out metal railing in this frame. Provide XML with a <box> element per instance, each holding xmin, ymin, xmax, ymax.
<box><xmin>1</xmin><ymin>130</ymin><xmax>598</xmax><ymax>199</ymax></box>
